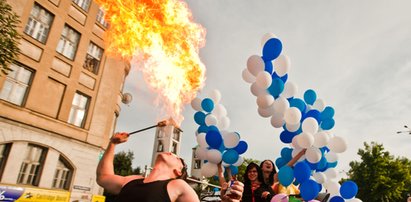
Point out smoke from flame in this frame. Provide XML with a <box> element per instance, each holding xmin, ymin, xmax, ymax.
<box><xmin>95</xmin><ymin>0</ymin><xmax>206</xmax><ymax>123</ymax></box>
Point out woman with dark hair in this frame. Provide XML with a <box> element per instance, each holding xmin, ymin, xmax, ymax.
<box><xmin>260</xmin><ymin>160</ymin><xmax>276</xmax><ymax>186</ymax></box>
<box><xmin>242</xmin><ymin>162</ymin><xmax>274</xmax><ymax>202</ymax></box>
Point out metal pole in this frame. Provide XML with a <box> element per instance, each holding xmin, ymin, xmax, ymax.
<box><xmin>128</xmin><ymin>121</ymin><xmax>167</xmax><ymax>135</ymax></box>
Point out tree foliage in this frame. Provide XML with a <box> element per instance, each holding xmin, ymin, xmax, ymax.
<box><xmin>345</xmin><ymin>142</ymin><xmax>411</xmax><ymax>201</ymax></box>
<box><xmin>0</xmin><ymin>0</ymin><xmax>21</xmax><ymax>76</ymax></box>
<box><xmin>113</xmin><ymin>150</ymin><xmax>141</xmax><ymax>176</ymax></box>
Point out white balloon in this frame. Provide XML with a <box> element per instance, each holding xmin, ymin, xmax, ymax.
<box><xmin>201</xmin><ymin>162</ymin><xmax>218</xmax><ymax>177</ymax></box>
<box><xmin>247</xmin><ymin>55</ymin><xmax>265</xmax><ymax>76</ymax></box>
<box><xmin>286</xmin><ymin>122</ymin><xmax>300</xmax><ymax>132</ymax></box>
<box><xmin>256</xmin><ymin>71</ymin><xmax>272</xmax><ymax>89</ymax></box>
<box><xmin>191</xmin><ymin>97</ymin><xmax>202</xmax><ymax>111</ymax></box>
<box><xmin>214</xmin><ymin>104</ymin><xmax>227</xmax><ymax>118</ymax></box>
<box><xmin>291</xmin><ymin>136</ymin><xmax>303</xmax><ymax>150</ymax></box>
<box><xmin>233</xmin><ymin>156</ymin><xmax>244</xmax><ymax>166</ymax></box>
<box><xmin>306</xmin><ymin>146</ymin><xmax>322</xmax><ymax>163</ymax></box>
<box><xmin>313</xmin><ymin>131</ymin><xmax>330</xmax><ymax>148</ymax></box>
<box><xmin>196</xmin><ymin>133</ymin><xmax>208</xmax><ymax>148</ymax></box>
<box><xmin>209</xmin><ymin>89</ymin><xmax>222</xmax><ymax>104</ymax></box>
<box><xmin>272</xmin><ymin>97</ymin><xmax>290</xmax><ymax>116</ymax></box>
<box><xmin>206</xmin><ymin>149</ymin><xmax>222</xmax><ymax>164</ymax></box>
<box><xmin>223</xmin><ymin>132</ymin><xmax>240</xmax><ymax>149</ymax></box>
<box><xmin>205</xmin><ymin>114</ymin><xmax>218</xmax><ymax>126</ymax></box>
<box><xmin>250</xmin><ymin>82</ymin><xmax>267</xmax><ymax>97</ymax></box>
<box><xmin>296</xmin><ymin>132</ymin><xmax>314</xmax><ymax>149</ymax></box>
<box><xmin>270</xmin><ymin>113</ymin><xmax>285</xmax><ymax>128</ymax></box>
<box><xmin>291</xmin><ymin>148</ymin><xmax>305</xmax><ymax>162</ymax></box>
<box><xmin>324</xmin><ymin>168</ymin><xmax>338</xmax><ymax>179</ymax></box>
<box><xmin>284</xmin><ymin>107</ymin><xmax>301</xmax><ymax>125</ymax></box>
<box><xmin>218</xmin><ymin>116</ymin><xmax>230</xmax><ymax>130</ymax></box>
<box><xmin>242</xmin><ymin>68</ymin><xmax>256</xmax><ymax>83</ymax></box>
<box><xmin>302</xmin><ymin>117</ymin><xmax>319</xmax><ymax>134</ymax></box>
<box><xmin>261</xmin><ymin>33</ymin><xmax>277</xmax><ymax>47</ymax></box>
<box><xmin>281</xmin><ymin>82</ymin><xmax>297</xmax><ymax>99</ymax></box>
<box><xmin>257</xmin><ymin>94</ymin><xmax>274</xmax><ymax>109</ymax></box>
<box><xmin>195</xmin><ymin>146</ymin><xmax>208</xmax><ymax>160</ymax></box>
<box><xmin>313</xmin><ymin>172</ymin><xmax>327</xmax><ymax>184</ymax></box>
<box><xmin>324</xmin><ymin>180</ymin><xmax>340</xmax><ymax>195</ymax></box>
<box><xmin>313</xmin><ymin>98</ymin><xmax>326</xmax><ymax>111</ymax></box>
<box><xmin>274</xmin><ymin>54</ymin><xmax>290</xmax><ymax>77</ymax></box>
<box><xmin>325</xmin><ymin>151</ymin><xmax>339</xmax><ymax>162</ymax></box>
<box><xmin>328</xmin><ymin>136</ymin><xmax>347</xmax><ymax>153</ymax></box>
<box><xmin>258</xmin><ymin>105</ymin><xmax>275</xmax><ymax>118</ymax></box>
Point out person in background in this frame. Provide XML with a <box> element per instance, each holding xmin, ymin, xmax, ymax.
<box><xmin>97</xmin><ymin>132</ymin><xmax>244</xmax><ymax>202</ymax></box>
<box><xmin>260</xmin><ymin>160</ymin><xmax>276</xmax><ymax>187</ymax></box>
<box><xmin>241</xmin><ymin>162</ymin><xmax>274</xmax><ymax>202</ymax></box>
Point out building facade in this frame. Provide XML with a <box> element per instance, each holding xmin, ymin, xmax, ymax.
<box><xmin>151</xmin><ymin>119</ymin><xmax>183</xmax><ymax>167</ymax></box>
<box><xmin>0</xmin><ymin>0</ymin><xmax>129</xmax><ymax>201</ymax></box>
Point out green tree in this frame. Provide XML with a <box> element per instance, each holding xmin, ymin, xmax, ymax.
<box><xmin>344</xmin><ymin>142</ymin><xmax>411</xmax><ymax>202</ymax></box>
<box><xmin>113</xmin><ymin>150</ymin><xmax>140</xmax><ymax>176</ymax></box>
<box><xmin>0</xmin><ymin>0</ymin><xmax>21</xmax><ymax>76</ymax></box>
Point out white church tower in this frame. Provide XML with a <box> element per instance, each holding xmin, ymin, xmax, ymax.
<box><xmin>151</xmin><ymin>118</ymin><xmax>183</xmax><ymax>167</ymax></box>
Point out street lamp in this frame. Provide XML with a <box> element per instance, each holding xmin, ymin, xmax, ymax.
<box><xmin>396</xmin><ymin>125</ymin><xmax>411</xmax><ymax>135</ymax></box>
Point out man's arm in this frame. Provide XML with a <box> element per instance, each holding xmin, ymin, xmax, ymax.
<box><xmin>96</xmin><ymin>132</ymin><xmax>142</xmax><ymax>194</ymax></box>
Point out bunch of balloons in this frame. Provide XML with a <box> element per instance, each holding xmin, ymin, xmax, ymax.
<box><xmin>191</xmin><ymin>89</ymin><xmax>248</xmax><ymax>178</ymax></box>
<box><xmin>242</xmin><ymin>33</ymin><xmax>360</xmax><ymax>202</ymax></box>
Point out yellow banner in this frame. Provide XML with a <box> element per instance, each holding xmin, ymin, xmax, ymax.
<box><xmin>92</xmin><ymin>195</ymin><xmax>105</xmax><ymax>202</ymax></box>
<box><xmin>16</xmin><ymin>187</ymin><xmax>70</xmax><ymax>202</ymax></box>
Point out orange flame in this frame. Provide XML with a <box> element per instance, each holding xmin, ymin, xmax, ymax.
<box><xmin>95</xmin><ymin>0</ymin><xmax>206</xmax><ymax>123</ymax></box>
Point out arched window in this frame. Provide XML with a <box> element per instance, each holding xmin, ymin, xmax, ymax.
<box><xmin>52</xmin><ymin>157</ymin><xmax>73</xmax><ymax>190</ymax></box>
<box><xmin>17</xmin><ymin>144</ymin><xmax>47</xmax><ymax>186</ymax></box>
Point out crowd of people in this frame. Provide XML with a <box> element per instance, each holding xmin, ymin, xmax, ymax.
<box><xmin>96</xmin><ymin>132</ymin><xmax>327</xmax><ymax>202</ymax></box>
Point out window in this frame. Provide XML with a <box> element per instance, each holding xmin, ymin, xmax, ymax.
<box><xmin>72</xmin><ymin>0</ymin><xmax>91</xmax><ymax>11</ymax></box>
<box><xmin>17</xmin><ymin>145</ymin><xmax>47</xmax><ymax>186</ymax></box>
<box><xmin>172</xmin><ymin>142</ymin><xmax>177</xmax><ymax>154</ymax></box>
<box><xmin>68</xmin><ymin>92</ymin><xmax>90</xmax><ymax>127</ymax></box>
<box><xmin>56</xmin><ymin>25</ymin><xmax>81</xmax><ymax>60</ymax></box>
<box><xmin>0</xmin><ymin>63</ymin><xmax>34</xmax><ymax>106</ymax></box>
<box><xmin>157</xmin><ymin>130</ymin><xmax>164</xmax><ymax>138</ymax></box>
<box><xmin>83</xmin><ymin>43</ymin><xmax>103</xmax><ymax>74</ymax></box>
<box><xmin>96</xmin><ymin>8</ymin><xmax>109</xmax><ymax>28</ymax></box>
<box><xmin>0</xmin><ymin>144</ymin><xmax>11</xmax><ymax>179</ymax></box>
<box><xmin>52</xmin><ymin>158</ymin><xmax>73</xmax><ymax>190</ymax></box>
<box><xmin>173</xmin><ymin>129</ymin><xmax>180</xmax><ymax>141</ymax></box>
<box><xmin>24</xmin><ymin>3</ymin><xmax>54</xmax><ymax>43</ymax></box>
<box><xmin>157</xmin><ymin>141</ymin><xmax>163</xmax><ymax>152</ymax></box>
<box><xmin>194</xmin><ymin>160</ymin><xmax>201</xmax><ymax>169</ymax></box>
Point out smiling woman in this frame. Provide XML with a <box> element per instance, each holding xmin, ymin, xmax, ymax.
<box><xmin>241</xmin><ymin>162</ymin><xmax>273</xmax><ymax>202</ymax></box>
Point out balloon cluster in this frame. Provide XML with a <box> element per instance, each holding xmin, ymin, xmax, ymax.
<box><xmin>242</xmin><ymin>33</ymin><xmax>360</xmax><ymax>202</ymax></box>
<box><xmin>191</xmin><ymin>90</ymin><xmax>248</xmax><ymax>178</ymax></box>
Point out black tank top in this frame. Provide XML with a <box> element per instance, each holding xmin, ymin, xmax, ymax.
<box><xmin>115</xmin><ymin>178</ymin><xmax>172</xmax><ymax>202</ymax></box>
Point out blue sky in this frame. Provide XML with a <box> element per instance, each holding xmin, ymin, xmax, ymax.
<box><xmin>115</xmin><ymin>0</ymin><xmax>411</xmax><ymax>177</ymax></box>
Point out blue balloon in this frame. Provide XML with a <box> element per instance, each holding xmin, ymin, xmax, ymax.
<box><xmin>234</xmin><ymin>141</ymin><xmax>248</xmax><ymax>154</ymax></box>
<box><xmin>194</xmin><ymin>111</ymin><xmax>206</xmax><ymax>125</ymax></box>
<box><xmin>229</xmin><ymin>165</ymin><xmax>239</xmax><ymax>175</ymax></box>
<box><xmin>222</xmin><ymin>149</ymin><xmax>239</xmax><ymax>164</ymax></box>
<box><xmin>201</xmin><ymin>98</ymin><xmax>214</xmax><ymax>112</ymax></box>
<box><xmin>321</xmin><ymin>118</ymin><xmax>335</xmax><ymax>130</ymax></box>
<box><xmin>281</xmin><ymin>147</ymin><xmax>293</xmax><ymax>161</ymax></box>
<box><xmin>197</xmin><ymin>125</ymin><xmax>209</xmax><ymax>133</ymax></box>
<box><xmin>327</xmin><ymin>161</ymin><xmax>338</xmax><ymax>168</ymax></box>
<box><xmin>208</xmin><ymin>125</ymin><xmax>219</xmax><ymax>132</ymax></box>
<box><xmin>278</xmin><ymin>165</ymin><xmax>294</xmax><ymax>187</ymax></box>
<box><xmin>304</xmin><ymin>89</ymin><xmax>317</xmax><ymax>105</ymax></box>
<box><xmin>218</xmin><ymin>144</ymin><xmax>226</xmax><ymax>152</ymax></box>
<box><xmin>321</xmin><ymin>106</ymin><xmax>335</xmax><ymax>120</ymax></box>
<box><xmin>340</xmin><ymin>181</ymin><xmax>358</xmax><ymax>199</ymax></box>
<box><xmin>304</xmin><ymin>110</ymin><xmax>321</xmax><ymax>124</ymax></box>
<box><xmin>305</xmin><ymin>160</ymin><xmax>318</xmax><ymax>170</ymax></box>
<box><xmin>271</xmin><ymin>72</ymin><xmax>288</xmax><ymax>83</ymax></box>
<box><xmin>205</xmin><ymin>130</ymin><xmax>222</xmax><ymax>149</ymax></box>
<box><xmin>294</xmin><ymin>161</ymin><xmax>311</xmax><ymax>183</ymax></box>
<box><xmin>316</xmin><ymin>156</ymin><xmax>328</xmax><ymax>171</ymax></box>
<box><xmin>262</xmin><ymin>38</ymin><xmax>282</xmax><ymax>61</ymax></box>
<box><xmin>289</xmin><ymin>98</ymin><xmax>306</xmax><ymax>113</ymax></box>
<box><xmin>329</xmin><ymin>196</ymin><xmax>345</xmax><ymax>202</ymax></box>
<box><xmin>280</xmin><ymin>130</ymin><xmax>295</xmax><ymax>143</ymax></box>
<box><xmin>275</xmin><ymin>157</ymin><xmax>286</xmax><ymax>169</ymax></box>
<box><xmin>264</xmin><ymin>58</ymin><xmax>273</xmax><ymax>74</ymax></box>
<box><xmin>300</xmin><ymin>179</ymin><xmax>320</xmax><ymax>201</ymax></box>
<box><xmin>267</xmin><ymin>78</ymin><xmax>284</xmax><ymax>98</ymax></box>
